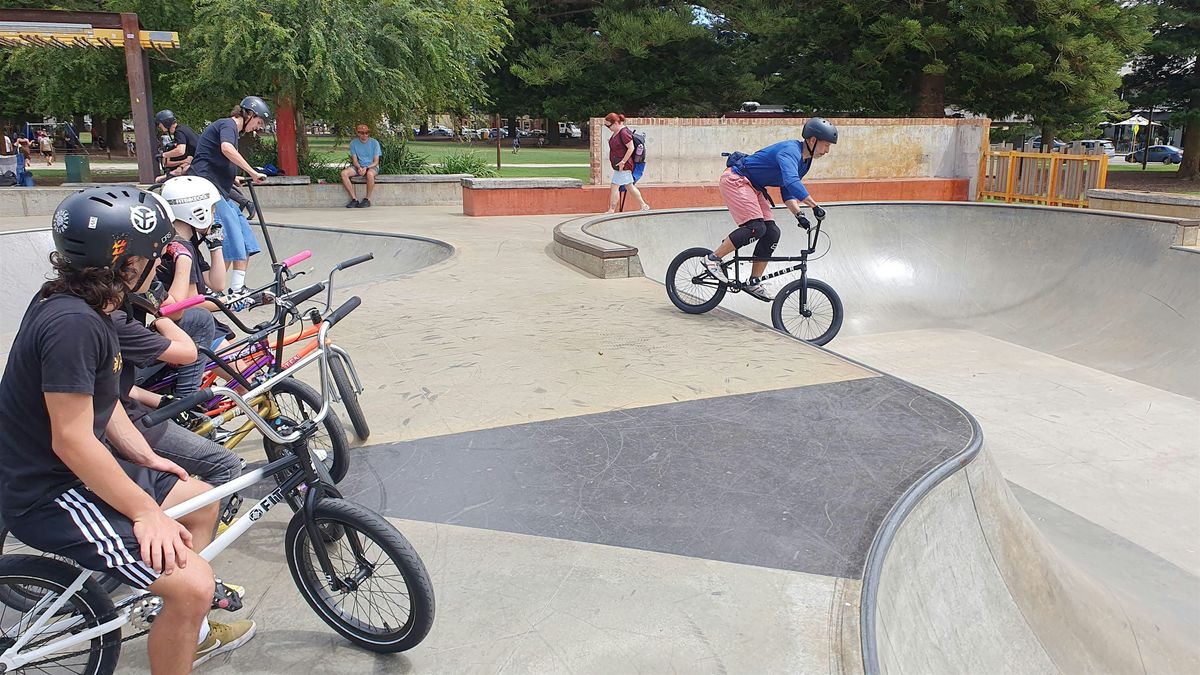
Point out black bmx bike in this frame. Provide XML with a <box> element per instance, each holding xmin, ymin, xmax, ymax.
<box><xmin>665</xmin><ymin>214</ymin><xmax>844</xmax><ymax>345</ymax></box>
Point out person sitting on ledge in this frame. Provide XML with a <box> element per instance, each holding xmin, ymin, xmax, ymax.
<box><xmin>340</xmin><ymin>124</ymin><xmax>382</xmax><ymax>208</ymax></box>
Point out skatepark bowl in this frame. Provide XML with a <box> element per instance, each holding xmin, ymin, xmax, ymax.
<box><xmin>583</xmin><ymin>202</ymin><xmax>1199</xmax><ymax>673</ymax></box>
<box><xmin>0</xmin><ymin>223</ymin><xmax>454</xmax><ymax>348</ymax></box>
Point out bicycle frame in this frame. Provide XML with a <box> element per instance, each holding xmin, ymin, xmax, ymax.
<box><xmin>0</xmin><ymin>319</ymin><xmax>350</xmax><ymax>672</ymax></box>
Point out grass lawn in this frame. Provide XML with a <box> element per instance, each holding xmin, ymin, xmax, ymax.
<box><xmin>1107</xmin><ymin>163</ymin><xmax>1183</xmax><ymax>172</ymax></box>
<box><xmin>300</xmin><ymin>136</ymin><xmax>588</xmax><ymax>166</ymax></box>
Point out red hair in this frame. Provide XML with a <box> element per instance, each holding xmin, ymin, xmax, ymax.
<box><xmin>604</xmin><ymin>113</ymin><xmax>625</xmax><ymax>124</ymax></box>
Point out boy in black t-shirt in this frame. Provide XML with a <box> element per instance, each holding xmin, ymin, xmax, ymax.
<box><xmin>0</xmin><ymin>187</ymin><xmax>256</xmax><ymax>672</ymax></box>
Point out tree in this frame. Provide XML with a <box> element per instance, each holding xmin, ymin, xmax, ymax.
<box><xmin>178</xmin><ymin>0</ymin><xmax>509</xmax><ymax>159</ymax></box>
<box><xmin>1123</xmin><ymin>0</ymin><xmax>1200</xmax><ymax>179</ymax></box>
<box><xmin>954</xmin><ymin>0</ymin><xmax>1153</xmax><ymax>147</ymax></box>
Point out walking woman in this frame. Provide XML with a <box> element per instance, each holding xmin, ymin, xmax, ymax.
<box><xmin>604</xmin><ymin>113</ymin><xmax>649</xmax><ymax>213</ymax></box>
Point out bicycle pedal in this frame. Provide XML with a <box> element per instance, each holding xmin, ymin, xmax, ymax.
<box><xmin>212</xmin><ymin>579</ymin><xmax>245</xmax><ymax>612</ymax></box>
<box><xmin>220</xmin><ymin>493</ymin><xmax>243</xmax><ymax>523</ymax></box>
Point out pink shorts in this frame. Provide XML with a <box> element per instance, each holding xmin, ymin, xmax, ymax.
<box><xmin>719</xmin><ymin>168</ymin><xmax>773</xmax><ymax>225</ymax></box>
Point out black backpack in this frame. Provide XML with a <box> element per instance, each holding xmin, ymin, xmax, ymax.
<box><xmin>630</xmin><ymin>129</ymin><xmax>647</xmax><ymax>164</ymax></box>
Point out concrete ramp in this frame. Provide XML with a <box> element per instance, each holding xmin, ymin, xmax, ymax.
<box><xmin>585</xmin><ymin>203</ymin><xmax>1200</xmax><ymax>673</ymax></box>
<box><xmin>0</xmin><ymin>223</ymin><xmax>453</xmax><ymax>322</ymax></box>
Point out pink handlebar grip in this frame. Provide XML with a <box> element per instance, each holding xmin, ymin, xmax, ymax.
<box><xmin>158</xmin><ymin>294</ymin><xmax>206</xmax><ymax>316</ymax></box>
<box><xmin>282</xmin><ymin>250</ymin><xmax>312</xmax><ymax>268</ymax></box>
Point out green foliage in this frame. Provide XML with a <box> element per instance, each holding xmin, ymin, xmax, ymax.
<box><xmin>432</xmin><ymin>151</ymin><xmax>499</xmax><ymax>177</ymax></box>
<box><xmin>374</xmin><ymin>134</ymin><xmax>428</xmax><ymax>175</ymax></box>
<box><xmin>298</xmin><ymin>153</ymin><xmax>345</xmax><ymax>184</ymax></box>
<box><xmin>244</xmin><ymin>137</ymin><xmax>278</xmax><ymax>170</ymax></box>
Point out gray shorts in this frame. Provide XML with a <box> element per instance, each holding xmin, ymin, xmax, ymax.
<box><xmin>154</xmin><ymin>421</ymin><xmax>242</xmax><ymax>487</ymax></box>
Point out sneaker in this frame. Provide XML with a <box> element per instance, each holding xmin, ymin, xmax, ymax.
<box><xmin>701</xmin><ymin>254</ymin><xmax>729</xmax><ymax>283</ymax></box>
<box><xmin>745</xmin><ymin>282</ymin><xmax>775</xmax><ymax>301</ymax></box>
<box><xmin>345</xmin><ymin>199</ymin><xmax>359</xmax><ymax>208</ymax></box>
<box><xmin>357</xmin><ymin>198</ymin><xmax>371</xmax><ymax>208</ymax></box>
<box><xmin>194</xmin><ymin>619</ymin><xmax>256</xmax><ymax>667</ymax></box>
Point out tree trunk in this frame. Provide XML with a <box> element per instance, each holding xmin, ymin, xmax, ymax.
<box><xmin>1178</xmin><ymin>113</ymin><xmax>1199</xmax><ymax>180</ymax></box>
<box><xmin>103</xmin><ymin>117</ymin><xmax>123</xmax><ymax>158</ymax></box>
<box><xmin>507</xmin><ymin>114</ymin><xmax>518</xmax><ymax>139</ymax></box>
<box><xmin>915</xmin><ymin>72</ymin><xmax>946</xmax><ymax>117</ymax></box>
<box><xmin>294</xmin><ymin>105</ymin><xmax>308</xmax><ymax>159</ymax></box>
<box><xmin>548</xmin><ymin>120</ymin><xmax>561</xmax><ymax>146</ymax></box>
<box><xmin>1040</xmin><ymin>124</ymin><xmax>1058</xmax><ymax>153</ymax></box>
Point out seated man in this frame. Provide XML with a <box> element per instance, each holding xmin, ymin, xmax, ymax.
<box><xmin>339</xmin><ymin>124</ymin><xmax>382</xmax><ymax>208</ymax></box>
<box><xmin>156</xmin><ymin>109</ymin><xmax>201</xmax><ymax>180</ymax></box>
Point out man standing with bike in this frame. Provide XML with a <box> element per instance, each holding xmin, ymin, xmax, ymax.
<box><xmin>0</xmin><ymin>188</ymin><xmax>256</xmax><ymax>673</ymax></box>
<box><xmin>188</xmin><ymin>96</ymin><xmax>271</xmax><ymax>302</ymax></box>
<box><xmin>702</xmin><ymin>117</ymin><xmax>838</xmax><ymax>300</ymax></box>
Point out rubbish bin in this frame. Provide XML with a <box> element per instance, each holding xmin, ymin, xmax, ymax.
<box><xmin>65</xmin><ymin>154</ymin><xmax>91</xmax><ymax>183</ymax></box>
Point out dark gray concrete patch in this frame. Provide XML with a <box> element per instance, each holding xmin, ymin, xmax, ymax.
<box><xmin>340</xmin><ymin>378</ymin><xmax>972</xmax><ymax>579</ymax></box>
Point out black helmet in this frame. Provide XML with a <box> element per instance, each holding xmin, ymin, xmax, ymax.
<box><xmin>52</xmin><ymin>187</ymin><xmax>174</xmax><ymax>272</ymax></box>
<box><xmin>239</xmin><ymin>95</ymin><xmax>271</xmax><ymax>121</ymax></box>
<box><xmin>155</xmin><ymin>109</ymin><xmax>176</xmax><ymax>128</ymax></box>
<box><xmin>802</xmin><ymin>117</ymin><xmax>838</xmax><ymax>144</ymax></box>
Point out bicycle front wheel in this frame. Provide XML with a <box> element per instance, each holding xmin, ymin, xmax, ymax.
<box><xmin>771</xmin><ymin>278</ymin><xmax>844</xmax><ymax>345</ymax></box>
<box><xmin>666</xmin><ymin>247</ymin><xmax>726</xmax><ymax>314</ymax></box>
<box><xmin>329</xmin><ymin>356</ymin><xmax>370</xmax><ymax>441</ymax></box>
<box><xmin>285</xmin><ymin>499</ymin><xmax>435</xmax><ymax>653</ymax></box>
<box><xmin>263</xmin><ymin>377</ymin><xmax>350</xmax><ymax>483</ymax></box>
<box><xmin>0</xmin><ymin>554</ymin><xmax>121</xmax><ymax>675</ymax></box>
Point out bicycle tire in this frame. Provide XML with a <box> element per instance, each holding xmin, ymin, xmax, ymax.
<box><xmin>285</xmin><ymin>498</ymin><xmax>435</xmax><ymax>653</ymax></box>
<box><xmin>0</xmin><ymin>516</ymin><xmax>123</xmax><ymax>597</ymax></box>
<box><xmin>0</xmin><ymin>554</ymin><xmax>121</xmax><ymax>675</ymax></box>
<box><xmin>771</xmin><ymin>278</ymin><xmax>844</xmax><ymax>346</ymax></box>
<box><xmin>328</xmin><ymin>356</ymin><xmax>370</xmax><ymax>441</ymax></box>
<box><xmin>666</xmin><ymin>247</ymin><xmax>727</xmax><ymax>314</ymax></box>
<box><xmin>262</xmin><ymin>377</ymin><xmax>350</xmax><ymax>484</ymax></box>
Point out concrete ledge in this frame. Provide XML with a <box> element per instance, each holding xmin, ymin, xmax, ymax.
<box><xmin>552</xmin><ymin>216</ymin><xmax>643</xmax><ymax>278</ymax></box>
<box><xmin>1087</xmin><ymin>188</ymin><xmax>1200</xmax><ymax>220</ymax></box>
<box><xmin>464</xmin><ymin>177</ymin><xmax>970</xmax><ymax>216</ymax></box>
<box><xmin>349</xmin><ymin>173</ymin><xmax>472</xmax><ymax>185</ymax></box>
<box><xmin>462</xmin><ymin>177</ymin><xmax>583</xmax><ymax>189</ymax></box>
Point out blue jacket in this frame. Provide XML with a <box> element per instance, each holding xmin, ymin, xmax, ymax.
<box><xmin>731</xmin><ymin>140</ymin><xmax>813</xmax><ymax>202</ymax></box>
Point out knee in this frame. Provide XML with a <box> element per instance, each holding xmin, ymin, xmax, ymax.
<box><xmin>763</xmin><ymin>220</ymin><xmax>781</xmax><ymax>245</ymax></box>
<box><xmin>153</xmin><ymin>558</ymin><xmax>214</xmax><ymax>615</ymax></box>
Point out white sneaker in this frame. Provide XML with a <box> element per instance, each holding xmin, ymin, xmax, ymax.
<box><xmin>745</xmin><ymin>282</ymin><xmax>774</xmax><ymax>301</ymax></box>
<box><xmin>701</xmin><ymin>255</ymin><xmax>728</xmax><ymax>283</ymax></box>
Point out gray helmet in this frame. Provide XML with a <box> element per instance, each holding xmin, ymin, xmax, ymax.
<box><xmin>239</xmin><ymin>96</ymin><xmax>272</xmax><ymax>121</ymax></box>
<box><xmin>802</xmin><ymin>117</ymin><xmax>838</xmax><ymax>144</ymax></box>
<box><xmin>52</xmin><ymin>187</ymin><xmax>174</xmax><ymax>272</ymax></box>
<box><xmin>154</xmin><ymin>109</ymin><xmax>176</xmax><ymax>128</ymax></box>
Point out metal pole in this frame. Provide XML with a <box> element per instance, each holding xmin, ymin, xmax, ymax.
<box><xmin>1141</xmin><ymin>102</ymin><xmax>1154</xmax><ymax>171</ymax></box>
<box><xmin>246</xmin><ymin>183</ymin><xmax>278</xmax><ymax>264</ymax></box>
<box><xmin>495</xmin><ymin>112</ymin><xmax>501</xmax><ymax>170</ymax></box>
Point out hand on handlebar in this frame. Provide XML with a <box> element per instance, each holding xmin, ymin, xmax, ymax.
<box><xmin>252</xmin><ymin>171</ymin><xmax>267</xmax><ymax>184</ymax></box>
<box><xmin>812</xmin><ymin>205</ymin><xmax>827</xmax><ymax>220</ymax></box>
<box><xmin>797</xmin><ymin>214</ymin><xmax>811</xmax><ymax>230</ymax></box>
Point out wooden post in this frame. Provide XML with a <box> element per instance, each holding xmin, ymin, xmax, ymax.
<box><xmin>275</xmin><ymin>98</ymin><xmax>299</xmax><ymax>176</ymax></box>
<box><xmin>1046</xmin><ymin>156</ymin><xmax>1060</xmax><ymax>206</ymax></box>
<box><xmin>120</xmin><ymin>13</ymin><xmax>156</xmax><ymax>183</ymax></box>
<box><xmin>1004</xmin><ymin>151</ymin><xmax>1018</xmax><ymax>203</ymax></box>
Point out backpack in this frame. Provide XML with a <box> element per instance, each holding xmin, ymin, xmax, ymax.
<box><xmin>630</xmin><ymin>129</ymin><xmax>647</xmax><ymax>164</ymax></box>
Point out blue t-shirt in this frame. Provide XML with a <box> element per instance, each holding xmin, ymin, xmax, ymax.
<box><xmin>189</xmin><ymin>118</ymin><xmax>240</xmax><ymax>195</ymax></box>
<box><xmin>732</xmin><ymin>140</ymin><xmax>814</xmax><ymax>202</ymax></box>
<box><xmin>349</xmin><ymin>138</ymin><xmax>382</xmax><ymax>169</ymax></box>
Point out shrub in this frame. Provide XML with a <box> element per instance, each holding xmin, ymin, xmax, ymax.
<box><xmin>375</xmin><ymin>133</ymin><xmax>428</xmax><ymax>175</ymax></box>
<box><xmin>430</xmin><ymin>150</ymin><xmax>498</xmax><ymax>177</ymax></box>
<box><xmin>298</xmin><ymin>153</ymin><xmax>346</xmax><ymax>184</ymax></box>
<box><xmin>244</xmin><ymin>137</ymin><xmax>278</xmax><ymax>170</ymax></box>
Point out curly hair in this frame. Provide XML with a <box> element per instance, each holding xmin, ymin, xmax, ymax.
<box><xmin>39</xmin><ymin>253</ymin><xmax>138</xmax><ymax>313</ymax></box>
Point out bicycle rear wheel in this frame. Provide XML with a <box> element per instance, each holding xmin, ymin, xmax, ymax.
<box><xmin>0</xmin><ymin>554</ymin><xmax>121</xmax><ymax>675</ymax></box>
<box><xmin>285</xmin><ymin>499</ymin><xmax>434</xmax><ymax>653</ymax></box>
<box><xmin>666</xmin><ymin>247</ymin><xmax>726</xmax><ymax>314</ymax></box>
<box><xmin>329</xmin><ymin>356</ymin><xmax>370</xmax><ymax>441</ymax></box>
<box><xmin>771</xmin><ymin>278</ymin><xmax>844</xmax><ymax>346</ymax></box>
<box><xmin>263</xmin><ymin>377</ymin><xmax>350</xmax><ymax>483</ymax></box>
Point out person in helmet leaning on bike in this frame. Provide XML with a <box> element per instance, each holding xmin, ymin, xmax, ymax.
<box><xmin>188</xmin><ymin>96</ymin><xmax>271</xmax><ymax>302</ymax></box>
<box><xmin>0</xmin><ymin>187</ymin><xmax>256</xmax><ymax>673</ymax></box>
<box><xmin>703</xmin><ymin>117</ymin><xmax>838</xmax><ymax>300</ymax></box>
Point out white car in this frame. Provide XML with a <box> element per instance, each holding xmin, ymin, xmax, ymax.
<box><xmin>1077</xmin><ymin>139</ymin><xmax>1116</xmax><ymax>156</ymax></box>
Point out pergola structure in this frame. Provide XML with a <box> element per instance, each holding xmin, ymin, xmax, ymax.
<box><xmin>0</xmin><ymin>9</ymin><xmax>180</xmax><ymax>183</ymax></box>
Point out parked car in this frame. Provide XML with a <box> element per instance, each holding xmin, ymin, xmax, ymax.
<box><xmin>428</xmin><ymin>127</ymin><xmax>453</xmax><ymax>137</ymax></box>
<box><xmin>460</xmin><ymin>127</ymin><xmax>476</xmax><ymax>139</ymax></box>
<box><xmin>1030</xmin><ymin>136</ymin><xmax>1066</xmax><ymax>150</ymax></box>
<box><xmin>1125</xmin><ymin>145</ymin><xmax>1184</xmax><ymax>164</ymax></box>
<box><xmin>558</xmin><ymin>122</ymin><xmax>582</xmax><ymax>139</ymax></box>
<box><xmin>1076</xmin><ymin>139</ymin><xmax>1115</xmax><ymax>156</ymax></box>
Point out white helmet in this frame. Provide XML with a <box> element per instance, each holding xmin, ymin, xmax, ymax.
<box><xmin>161</xmin><ymin>176</ymin><xmax>221</xmax><ymax>231</ymax></box>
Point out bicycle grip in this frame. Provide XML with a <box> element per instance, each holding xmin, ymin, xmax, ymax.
<box><xmin>325</xmin><ymin>296</ymin><xmax>361</xmax><ymax>327</ymax></box>
<box><xmin>335</xmin><ymin>253</ymin><xmax>374</xmax><ymax>271</ymax></box>
<box><xmin>142</xmin><ymin>388</ymin><xmax>213</xmax><ymax>427</ymax></box>
<box><xmin>283</xmin><ymin>281</ymin><xmax>325</xmax><ymax>305</ymax></box>
<box><xmin>281</xmin><ymin>250</ymin><xmax>312</xmax><ymax>268</ymax></box>
<box><xmin>157</xmin><ymin>295</ymin><xmax>206</xmax><ymax>317</ymax></box>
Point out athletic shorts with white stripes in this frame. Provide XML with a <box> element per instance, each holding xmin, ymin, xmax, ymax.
<box><xmin>7</xmin><ymin>462</ymin><xmax>179</xmax><ymax>589</ymax></box>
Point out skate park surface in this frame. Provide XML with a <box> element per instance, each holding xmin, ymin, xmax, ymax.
<box><xmin>0</xmin><ymin>200</ymin><xmax>1196</xmax><ymax>673</ymax></box>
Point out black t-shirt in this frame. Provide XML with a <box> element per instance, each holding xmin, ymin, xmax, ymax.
<box><xmin>110</xmin><ymin>310</ymin><xmax>171</xmax><ymax>445</ymax></box>
<box><xmin>188</xmin><ymin>118</ymin><xmax>239</xmax><ymax>195</ymax></box>
<box><xmin>0</xmin><ymin>293</ymin><xmax>122</xmax><ymax>517</ymax></box>
<box><xmin>157</xmin><ymin>235</ymin><xmax>211</xmax><ymax>295</ymax></box>
<box><xmin>172</xmin><ymin>123</ymin><xmax>200</xmax><ymax>162</ymax></box>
